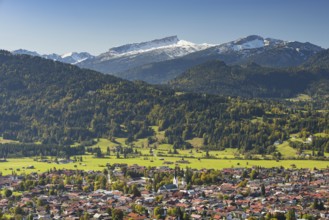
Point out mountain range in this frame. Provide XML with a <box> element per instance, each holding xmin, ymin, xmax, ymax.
<box><xmin>12</xmin><ymin>49</ymin><xmax>94</xmax><ymax>64</ymax></box>
<box><xmin>11</xmin><ymin>36</ymin><xmax>212</xmax><ymax>72</ymax></box>
<box><xmin>117</xmin><ymin>35</ymin><xmax>324</xmax><ymax>83</ymax></box>
<box><xmin>11</xmin><ymin>35</ymin><xmax>325</xmax><ymax>84</ymax></box>
<box><xmin>77</xmin><ymin>35</ymin><xmax>213</xmax><ymax>74</ymax></box>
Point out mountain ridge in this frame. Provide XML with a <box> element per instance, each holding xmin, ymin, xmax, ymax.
<box><xmin>9</xmin><ymin>35</ymin><xmax>325</xmax><ymax>85</ymax></box>
<box><xmin>117</xmin><ymin>35</ymin><xmax>323</xmax><ymax>84</ymax></box>
<box><xmin>12</xmin><ymin>49</ymin><xmax>95</xmax><ymax>65</ymax></box>
<box><xmin>104</xmin><ymin>36</ymin><xmax>181</xmax><ymax>57</ymax></box>
<box><xmin>78</xmin><ymin>36</ymin><xmax>214</xmax><ymax>74</ymax></box>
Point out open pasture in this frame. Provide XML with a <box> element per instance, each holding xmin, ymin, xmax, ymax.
<box><xmin>1</xmin><ymin>156</ymin><xmax>329</xmax><ymax>176</ymax></box>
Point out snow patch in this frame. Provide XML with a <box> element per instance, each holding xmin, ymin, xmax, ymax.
<box><xmin>232</xmin><ymin>39</ymin><xmax>265</xmax><ymax>51</ymax></box>
<box><xmin>61</xmin><ymin>52</ymin><xmax>74</xmax><ymax>58</ymax></box>
<box><xmin>215</xmin><ymin>36</ymin><xmax>288</xmax><ymax>55</ymax></box>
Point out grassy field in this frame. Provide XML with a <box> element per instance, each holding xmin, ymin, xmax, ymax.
<box><xmin>90</xmin><ymin>132</ymin><xmax>329</xmax><ymax>160</ymax></box>
<box><xmin>276</xmin><ymin>132</ymin><xmax>329</xmax><ymax>158</ymax></box>
<box><xmin>276</xmin><ymin>141</ymin><xmax>298</xmax><ymax>158</ymax></box>
<box><xmin>186</xmin><ymin>138</ymin><xmax>204</xmax><ymax>148</ymax></box>
<box><xmin>2</xmin><ymin>128</ymin><xmax>325</xmax><ymax>176</ymax></box>
<box><xmin>89</xmin><ymin>136</ymin><xmax>240</xmax><ymax>159</ymax></box>
<box><xmin>288</xmin><ymin>94</ymin><xmax>312</xmax><ymax>102</ymax></box>
<box><xmin>314</xmin><ymin>133</ymin><xmax>329</xmax><ymax>138</ymax></box>
<box><xmin>303</xmin><ymin>150</ymin><xmax>329</xmax><ymax>157</ymax></box>
<box><xmin>151</xmin><ymin>126</ymin><xmax>165</xmax><ymax>142</ymax></box>
<box><xmin>84</xmin><ymin>126</ymin><xmax>329</xmax><ymax>160</ymax></box>
<box><xmin>0</xmin><ymin>189</ymin><xmax>22</xmax><ymax>196</ymax></box>
<box><xmin>90</xmin><ymin>138</ymin><xmax>120</xmax><ymax>152</ymax></box>
<box><xmin>289</xmin><ymin>133</ymin><xmax>305</xmax><ymax>143</ymax></box>
<box><xmin>138</xmin><ymin>145</ymin><xmax>240</xmax><ymax>159</ymax></box>
<box><xmin>1</xmin><ymin>155</ymin><xmax>329</xmax><ymax>176</ymax></box>
<box><xmin>0</xmin><ymin>137</ymin><xmax>18</xmax><ymax>144</ymax></box>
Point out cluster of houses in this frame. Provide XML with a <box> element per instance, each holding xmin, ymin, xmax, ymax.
<box><xmin>0</xmin><ymin>165</ymin><xmax>329</xmax><ymax>219</ymax></box>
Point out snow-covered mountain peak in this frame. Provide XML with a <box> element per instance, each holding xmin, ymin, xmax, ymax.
<box><xmin>234</xmin><ymin>35</ymin><xmax>264</xmax><ymax>44</ymax></box>
<box><xmin>264</xmin><ymin>37</ymin><xmax>284</xmax><ymax>46</ymax></box>
<box><xmin>215</xmin><ymin>35</ymin><xmax>287</xmax><ymax>53</ymax></box>
<box><xmin>99</xmin><ymin>36</ymin><xmax>215</xmax><ymax>61</ymax></box>
<box><xmin>232</xmin><ymin>38</ymin><xmax>264</xmax><ymax>51</ymax></box>
<box><xmin>60</xmin><ymin>52</ymin><xmax>94</xmax><ymax>64</ymax></box>
<box><xmin>79</xmin><ymin>36</ymin><xmax>216</xmax><ymax>73</ymax></box>
<box><xmin>106</xmin><ymin>36</ymin><xmax>180</xmax><ymax>56</ymax></box>
<box><xmin>232</xmin><ymin>35</ymin><xmax>265</xmax><ymax>51</ymax></box>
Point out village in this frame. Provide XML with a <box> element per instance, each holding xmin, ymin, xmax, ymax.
<box><xmin>0</xmin><ymin>164</ymin><xmax>328</xmax><ymax>220</ymax></box>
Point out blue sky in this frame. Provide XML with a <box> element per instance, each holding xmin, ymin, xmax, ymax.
<box><xmin>0</xmin><ymin>0</ymin><xmax>328</xmax><ymax>55</ymax></box>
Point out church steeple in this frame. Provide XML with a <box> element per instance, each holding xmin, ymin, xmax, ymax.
<box><xmin>173</xmin><ymin>175</ymin><xmax>178</xmax><ymax>187</ymax></box>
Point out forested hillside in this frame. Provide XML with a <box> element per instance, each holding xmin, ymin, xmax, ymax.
<box><xmin>170</xmin><ymin>50</ymin><xmax>329</xmax><ymax>99</ymax></box>
<box><xmin>0</xmin><ymin>50</ymin><xmax>329</xmax><ymax>155</ymax></box>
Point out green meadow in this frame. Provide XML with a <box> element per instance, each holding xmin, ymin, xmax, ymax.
<box><xmin>1</xmin><ymin>129</ymin><xmax>329</xmax><ymax>176</ymax></box>
<box><xmin>0</xmin><ymin>137</ymin><xmax>18</xmax><ymax>144</ymax></box>
<box><xmin>275</xmin><ymin>132</ymin><xmax>329</xmax><ymax>158</ymax></box>
<box><xmin>90</xmin><ymin>127</ymin><xmax>329</xmax><ymax>160</ymax></box>
<box><xmin>1</xmin><ymin>155</ymin><xmax>329</xmax><ymax>176</ymax></box>
<box><xmin>276</xmin><ymin>141</ymin><xmax>298</xmax><ymax>158</ymax></box>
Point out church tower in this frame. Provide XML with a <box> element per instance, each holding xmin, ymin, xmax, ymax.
<box><xmin>173</xmin><ymin>176</ymin><xmax>178</xmax><ymax>187</ymax></box>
